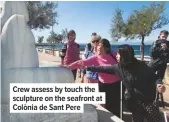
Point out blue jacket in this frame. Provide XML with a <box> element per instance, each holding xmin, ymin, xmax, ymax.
<box><xmin>85</xmin><ymin>49</ymin><xmax>98</xmax><ymax>80</ymax></box>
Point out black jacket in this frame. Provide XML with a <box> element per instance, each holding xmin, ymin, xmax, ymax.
<box><xmin>150</xmin><ymin>40</ymin><xmax>169</xmax><ymax>68</ymax></box>
<box><xmin>87</xmin><ymin>60</ymin><xmax>160</xmax><ymax>102</ymax></box>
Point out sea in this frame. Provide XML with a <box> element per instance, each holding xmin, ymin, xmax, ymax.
<box><xmin>37</xmin><ymin>44</ymin><xmax>152</xmax><ymax>56</ymax></box>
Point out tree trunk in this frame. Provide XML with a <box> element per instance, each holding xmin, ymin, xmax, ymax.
<box><xmin>52</xmin><ymin>43</ymin><xmax>55</xmax><ymax>56</ymax></box>
<box><xmin>140</xmin><ymin>36</ymin><xmax>145</xmax><ymax>61</ymax></box>
<box><xmin>50</xmin><ymin>42</ymin><xmax>52</xmax><ymax>55</ymax></box>
<box><xmin>52</xmin><ymin>48</ymin><xmax>55</xmax><ymax>56</ymax></box>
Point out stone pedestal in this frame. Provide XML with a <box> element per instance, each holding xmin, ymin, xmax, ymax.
<box><xmin>1</xmin><ymin>67</ymin><xmax>74</xmax><ymax>104</ymax></box>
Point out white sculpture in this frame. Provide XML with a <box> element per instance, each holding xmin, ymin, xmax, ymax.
<box><xmin>1</xmin><ymin>14</ymin><xmax>39</xmax><ymax>70</ymax></box>
<box><xmin>0</xmin><ymin>1</ymin><xmax>97</xmax><ymax>122</ymax></box>
<box><xmin>0</xmin><ymin>1</ymin><xmax>74</xmax><ymax>104</ymax></box>
<box><xmin>0</xmin><ymin>1</ymin><xmax>29</xmax><ymax>31</ymax></box>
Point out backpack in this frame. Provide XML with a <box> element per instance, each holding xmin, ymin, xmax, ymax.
<box><xmin>85</xmin><ymin>50</ymin><xmax>92</xmax><ymax>59</ymax></box>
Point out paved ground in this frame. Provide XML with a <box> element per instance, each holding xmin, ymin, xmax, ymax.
<box><xmin>38</xmin><ymin>52</ymin><xmax>61</xmax><ymax>63</ymax></box>
<box><xmin>38</xmin><ymin>52</ymin><xmax>169</xmax><ymax>121</ymax></box>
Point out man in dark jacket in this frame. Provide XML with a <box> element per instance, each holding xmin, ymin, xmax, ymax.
<box><xmin>149</xmin><ymin>30</ymin><xmax>169</xmax><ymax>84</ymax></box>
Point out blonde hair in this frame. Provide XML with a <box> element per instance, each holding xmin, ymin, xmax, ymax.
<box><xmin>91</xmin><ymin>35</ymin><xmax>101</xmax><ymax>42</ymax></box>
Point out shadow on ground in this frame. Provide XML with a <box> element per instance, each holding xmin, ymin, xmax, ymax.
<box><xmin>97</xmin><ymin>109</ymin><xmax>117</xmax><ymax>122</ymax></box>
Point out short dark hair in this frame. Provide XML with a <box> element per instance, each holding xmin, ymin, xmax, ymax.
<box><xmin>91</xmin><ymin>32</ymin><xmax>97</xmax><ymax>36</ymax></box>
<box><xmin>68</xmin><ymin>30</ymin><xmax>76</xmax><ymax>40</ymax></box>
<box><xmin>160</xmin><ymin>30</ymin><xmax>168</xmax><ymax>36</ymax></box>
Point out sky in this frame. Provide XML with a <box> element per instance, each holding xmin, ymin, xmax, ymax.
<box><xmin>1</xmin><ymin>1</ymin><xmax>169</xmax><ymax>44</ymax></box>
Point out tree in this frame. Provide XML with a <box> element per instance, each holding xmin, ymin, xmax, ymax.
<box><xmin>38</xmin><ymin>36</ymin><xmax>44</xmax><ymax>43</ymax></box>
<box><xmin>26</xmin><ymin>1</ymin><xmax>58</xmax><ymax>30</ymax></box>
<box><xmin>47</xmin><ymin>31</ymin><xmax>56</xmax><ymax>44</ymax></box>
<box><xmin>46</xmin><ymin>31</ymin><xmax>56</xmax><ymax>55</ymax></box>
<box><xmin>47</xmin><ymin>31</ymin><xmax>63</xmax><ymax>44</ymax></box>
<box><xmin>61</xmin><ymin>28</ymin><xmax>68</xmax><ymax>43</ymax></box>
<box><xmin>111</xmin><ymin>2</ymin><xmax>169</xmax><ymax>61</ymax></box>
<box><xmin>56</xmin><ymin>34</ymin><xmax>64</xmax><ymax>43</ymax></box>
<box><xmin>111</xmin><ymin>8</ymin><xmax>125</xmax><ymax>42</ymax></box>
<box><xmin>47</xmin><ymin>31</ymin><xmax>63</xmax><ymax>55</ymax></box>
<box><xmin>47</xmin><ymin>29</ymin><xmax>68</xmax><ymax>44</ymax></box>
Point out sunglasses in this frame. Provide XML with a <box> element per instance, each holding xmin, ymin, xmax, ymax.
<box><xmin>92</xmin><ymin>40</ymin><xmax>99</xmax><ymax>43</ymax></box>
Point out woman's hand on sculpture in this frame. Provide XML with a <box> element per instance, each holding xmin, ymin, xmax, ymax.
<box><xmin>157</xmin><ymin>84</ymin><xmax>166</xmax><ymax>93</ymax></box>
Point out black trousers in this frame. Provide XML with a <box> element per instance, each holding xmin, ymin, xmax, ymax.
<box><xmin>72</xmin><ymin>69</ymin><xmax>77</xmax><ymax>81</ymax></box>
<box><xmin>99</xmin><ymin>81</ymin><xmax>122</xmax><ymax>118</ymax></box>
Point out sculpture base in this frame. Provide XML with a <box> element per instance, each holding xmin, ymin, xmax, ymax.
<box><xmin>1</xmin><ymin>104</ymin><xmax>98</xmax><ymax>122</ymax></box>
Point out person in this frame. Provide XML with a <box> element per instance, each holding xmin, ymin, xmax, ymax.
<box><xmin>60</xmin><ymin>30</ymin><xmax>80</xmax><ymax>81</ymax></box>
<box><xmin>80</xmin><ymin>43</ymin><xmax>92</xmax><ymax>83</ymax></box>
<box><xmin>149</xmin><ymin>30</ymin><xmax>169</xmax><ymax>108</ymax></box>
<box><xmin>149</xmin><ymin>30</ymin><xmax>169</xmax><ymax>84</ymax></box>
<box><xmin>60</xmin><ymin>44</ymin><xmax>67</xmax><ymax>65</ymax></box>
<box><xmin>82</xmin><ymin>35</ymin><xmax>101</xmax><ymax>83</ymax></box>
<box><xmin>65</xmin><ymin>38</ymin><xmax>121</xmax><ymax>117</ymax></box>
<box><xmin>80</xmin><ymin>32</ymin><xmax>98</xmax><ymax>83</ymax></box>
<box><xmin>86</xmin><ymin>44</ymin><xmax>166</xmax><ymax>122</ymax></box>
<box><xmin>84</xmin><ymin>43</ymin><xmax>92</xmax><ymax>58</ymax></box>
<box><xmin>83</xmin><ymin>32</ymin><xmax>97</xmax><ymax>57</ymax></box>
